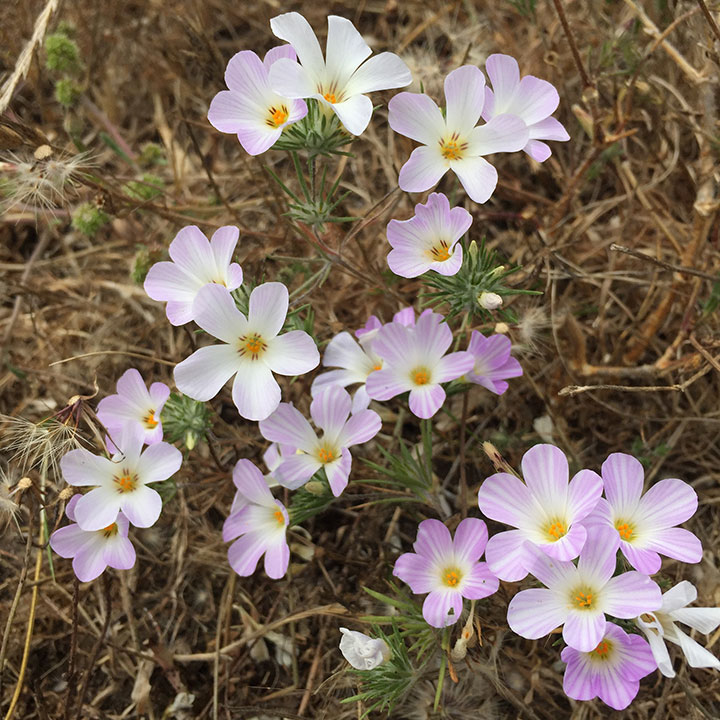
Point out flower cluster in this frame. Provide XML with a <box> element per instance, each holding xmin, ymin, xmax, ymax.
<box><xmin>50</xmin><ymin>370</ymin><xmax>182</xmax><ymax>581</ymax></box>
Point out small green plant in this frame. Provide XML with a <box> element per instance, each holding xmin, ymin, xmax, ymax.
<box><xmin>71</xmin><ymin>202</ymin><xmax>109</xmax><ymax>236</ymax></box>
<box><xmin>45</xmin><ymin>32</ymin><xmax>81</xmax><ymax>74</ymax></box>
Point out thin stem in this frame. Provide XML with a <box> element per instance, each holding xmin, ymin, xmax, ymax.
<box><xmin>551</xmin><ymin>0</ymin><xmax>592</xmax><ymax>88</ymax></box>
<box><xmin>63</xmin><ymin>578</ymin><xmax>80</xmax><ymax>720</ymax></box>
<box><xmin>459</xmin><ymin>390</ymin><xmax>469</xmax><ymax>519</ymax></box>
<box><xmin>696</xmin><ymin>0</ymin><xmax>720</xmax><ymax>46</ymax></box>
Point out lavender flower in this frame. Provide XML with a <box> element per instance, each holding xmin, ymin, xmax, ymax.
<box><xmin>223</xmin><ymin>459</ymin><xmax>290</xmax><ymax>579</ymax></box>
<box><xmin>477</xmin><ymin>444</ymin><xmax>602</xmax><ymax>580</ymax></box>
<box><xmin>482</xmin><ymin>53</ymin><xmax>570</xmax><ymax>162</ymax></box>
<box><xmin>50</xmin><ymin>495</ymin><xmax>135</xmax><ymax>582</ymax></box>
<box><xmin>393</xmin><ymin>518</ymin><xmax>498</xmax><ymax>628</ymax></box>
<box><xmin>365</xmin><ymin>310</ymin><xmax>474</xmax><ymax>419</ymax></box>
<box><xmin>208</xmin><ymin>46</ymin><xmax>308</xmax><ymax>155</ymax></box>
<box><xmin>466</xmin><ymin>331</ymin><xmax>522</xmax><ymax>394</ymax></box>
<box><xmin>561</xmin><ymin>623</ymin><xmax>656</xmax><ymax>710</ymax></box>
<box><xmin>144</xmin><ymin>225</ymin><xmax>243</xmax><ymax>326</ymax></box>
<box><xmin>585</xmin><ymin>452</ymin><xmax>702</xmax><ymax>574</ymax></box>
<box><xmin>386</xmin><ymin>192</ymin><xmax>471</xmax><ymax>278</ymax></box>
<box><xmin>507</xmin><ymin>527</ymin><xmax>661</xmax><ymax>651</ymax></box>
<box><xmin>259</xmin><ymin>385</ymin><xmax>381</xmax><ymax>497</ymax></box>
<box><xmin>268</xmin><ymin>12</ymin><xmax>411</xmax><ymax>136</ymax></box>
<box><xmin>96</xmin><ymin>368</ymin><xmax>169</xmax><ymax>446</ymax></box>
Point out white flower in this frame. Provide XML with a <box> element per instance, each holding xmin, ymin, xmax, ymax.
<box><xmin>268</xmin><ymin>12</ymin><xmax>412</xmax><ymax>136</ymax></box>
<box><xmin>339</xmin><ymin>628</ymin><xmax>391</xmax><ymax>670</ymax></box>
<box><xmin>636</xmin><ymin>580</ymin><xmax>720</xmax><ymax>677</ymax></box>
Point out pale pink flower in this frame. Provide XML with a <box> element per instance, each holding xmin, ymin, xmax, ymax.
<box><xmin>466</xmin><ymin>331</ymin><xmax>522</xmax><ymax>395</ymax></box>
<box><xmin>173</xmin><ymin>282</ymin><xmax>319</xmax><ymax>421</ymax></box>
<box><xmin>96</xmin><ymin>368</ymin><xmax>169</xmax><ymax>446</ymax></box>
<box><xmin>259</xmin><ymin>385</ymin><xmax>381</xmax><ymax>497</ymax></box>
<box><xmin>208</xmin><ymin>46</ymin><xmax>307</xmax><ymax>155</ymax></box>
<box><xmin>386</xmin><ymin>192</ymin><xmax>471</xmax><ymax>278</ymax></box>
<box><xmin>144</xmin><ymin>225</ymin><xmax>243</xmax><ymax>326</ymax></box>
<box><xmin>393</xmin><ymin>518</ymin><xmax>498</xmax><ymax>628</ymax></box>
<box><xmin>223</xmin><ymin>459</ymin><xmax>290</xmax><ymax>579</ymax></box>
<box><xmin>482</xmin><ymin>53</ymin><xmax>570</xmax><ymax>162</ymax></box>
<box><xmin>50</xmin><ymin>495</ymin><xmax>135</xmax><ymax>582</ymax></box>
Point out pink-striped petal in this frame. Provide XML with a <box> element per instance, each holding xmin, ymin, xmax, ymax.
<box><xmin>644</xmin><ymin>526</ymin><xmax>702</xmax><ymax>565</ymax></box>
<box><xmin>263</xmin><ymin>538</ymin><xmax>290</xmax><ymax>579</ymax></box>
<box><xmin>601</xmin><ymin>453</ymin><xmax>644</xmax><ymax>515</ymax></box>
<box><xmin>50</xmin><ymin>524</ymin><xmax>94</xmax><ymax>559</ymax></box>
<box><xmin>514</xmin><ymin>75</ymin><xmax>560</xmax><ymax>124</ymax></box>
<box><xmin>61</xmin><ymin>449</ymin><xmax>113</xmax><ymax>487</ymax></box>
<box><xmin>120</xmin><ymin>485</ymin><xmax>162</xmax><ymax>528</ymax></box>
<box><xmin>453</xmin><ymin>517</ymin><xmax>488</xmax><ymax>563</ymax></box>
<box><xmin>263</xmin><ymin>44</ymin><xmax>296</xmax><ymax>68</ymax></box>
<box><xmin>227</xmin><ymin>531</ymin><xmax>267</xmax><ymax>576</ymax></box>
<box><xmin>393</xmin><ymin>552</ymin><xmax>436</xmax><ymax>594</ymax></box>
<box><xmin>577</xmin><ymin>526</ymin><xmax>619</xmax><ymax>585</ymax></box>
<box><xmin>232</xmin><ymin>459</ymin><xmax>273</xmax><ymax>506</ymax></box>
<box><xmin>274</xmin><ymin>454</ymin><xmax>321</xmax><ymax>490</ymax></box>
<box><xmin>337</xmin><ymin>409</ymin><xmax>381</xmax><ymax>447</ymax></box>
<box><xmin>408</xmin><ymin>384</ymin><xmax>445</xmax><ymax>418</ymax></box>
<box><xmin>248</xmin><ymin>282</ymin><xmax>288</xmax><ymax>339</ymax></box>
<box><xmin>636</xmin><ymin>477</ymin><xmax>698</xmax><ymax>529</ymax></box>
<box><xmin>398</xmin><ymin>146</ymin><xmax>447</xmax><ymax>194</ymax></box>
<box><xmin>462</xmin><ymin>562</ymin><xmax>499</xmax><ymax>599</ymax></box>
<box><xmin>74</xmin><ymin>487</ymin><xmax>120</xmax><ymax>531</ymax></box>
<box><xmin>325</xmin><ymin>447</ymin><xmax>352</xmax><ymax>497</ymax></box>
<box><xmin>521</xmin><ymin>444</ymin><xmax>569</xmax><ymax>508</ymax></box>
<box><xmin>450</xmin><ymin>155</ymin><xmax>497</xmax><ymax>204</ymax></box>
<box><xmin>310</xmin><ymin>385</ymin><xmax>351</xmax><ymax>435</ymax></box>
<box><xmin>366</xmin><ymin>368</ymin><xmax>411</xmax><ymax>401</ymax></box>
<box><xmin>434</xmin><ymin>351</ymin><xmax>474</xmax><ymax>383</ymax></box>
<box><xmin>259</xmin><ymin>403</ymin><xmax>317</xmax><ymax>451</ymax></box>
<box><xmin>484</xmin><ymin>529</ymin><xmax>531</xmax><ymax>582</ymax></box>
<box><xmin>621</xmin><ymin>543</ymin><xmax>661</xmax><ymax>575</ymax></box>
<box><xmin>264</xmin><ymin>330</ymin><xmax>319</xmax><ymax>376</ymax></box>
<box><xmin>477</xmin><ymin>473</ymin><xmax>533</xmax><ymax>527</ymax></box>
<box><xmin>564</xmin><ymin>611</ymin><xmax>607</xmax><ymax>652</ymax></box>
<box><xmin>485</xmin><ymin>54</ymin><xmax>520</xmax><ymax>107</ymax></box>
<box><xmin>104</xmin><ymin>535</ymin><xmax>136</xmax><ymax>571</ymax></box>
<box><xmin>567</xmin><ymin>469</ymin><xmax>603</xmax><ymax>521</ymax></box>
<box><xmin>193</xmin><ymin>284</ymin><xmax>247</xmax><ymax>343</ymax></box>
<box><xmin>345</xmin><ymin>52</ymin><xmax>411</xmax><ymax>95</ymax></box>
<box><xmin>537</xmin><ymin>522</ymin><xmax>587</xmax><ymax>562</ymax></box>
<box><xmin>603</xmin><ymin>572</ymin><xmax>662</xmax><ymax>617</ymax></box>
<box><xmin>507</xmin><ymin>588</ymin><xmax>567</xmax><ymax>639</ymax></box>
<box><xmin>423</xmin><ymin>589</ymin><xmax>463</xmax><ymax>627</ymax></box>
<box><xmin>414</xmin><ymin>519</ymin><xmax>453</xmax><ymax>564</ymax></box>
<box><xmin>467</xmin><ymin>113</ymin><xmax>528</xmax><ymax>155</ymax></box>
<box><xmin>231</xmin><ymin>361</ymin><xmax>281</xmax><ymax>421</ymax></box>
<box><xmin>73</xmin><ymin>542</ymin><xmax>110</xmax><ymax>582</ymax></box>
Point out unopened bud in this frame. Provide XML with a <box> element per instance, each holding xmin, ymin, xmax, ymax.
<box><xmin>488</xmin><ymin>265</ymin><xmax>506</xmax><ymax>279</ymax></box>
<box><xmin>468</xmin><ymin>240</ymin><xmax>478</xmax><ymax>260</ymax></box>
<box><xmin>304</xmin><ymin>480</ymin><xmax>325</xmax><ymax>496</ymax></box>
<box><xmin>478</xmin><ymin>292</ymin><xmax>503</xmax><ymax>310</ymax></box>
<box><xmin>185</xmin><ymin>431</ymin><xmax>197</xmax><ymax>451</ymax></box>
<box><xmin>494</xmin><ymin>322</ymin><xmax>509</xmax><ymax>334</ymax></box>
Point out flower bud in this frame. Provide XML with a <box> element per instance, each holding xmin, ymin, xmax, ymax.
<box><xmin>478</xmin><ymin>292</ymin><xmax>503</xmax><ymax>310</ymax></box>
<box><xmin>339</xmin><ymin>628</ymin><xmax>391</xmax><ymax>670</ymax></box>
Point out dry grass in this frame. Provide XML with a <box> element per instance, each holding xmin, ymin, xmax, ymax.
<box><xmin>2</xmin><ymin>0</ymin><xmax>720</xmax><ymax>718</ymax></box>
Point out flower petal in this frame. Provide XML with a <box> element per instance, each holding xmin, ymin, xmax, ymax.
<box><xmin>325</xmin><ymin>15</ymin><xmax>371</xmax><ymax>82</ymax></box>
<box><xmin>232</xmin><ymin>459</ymin><xmax>273</xmax><ymax>506</ymax></box>
<box><xmin>450</xmin><ymin>155</ymin><xmax>497</xmax><ymax>204</ymax></box>
<box><xmin>577</xmin><ymin>526</ymin><xmax>619</xmax><ymax>585</ymax></box>
<box><xmin>268</xmin><ymin>57</ymin><xmax>317</xmax><ymax>99</ymax></box>
<box><xmin>477</xmin><ymin>473</ymin><xmax>533</xmax><ymax>527</ymax></box>
<box><xmin>337</xmin><ymin>409</ymin><xmax>381</xmax><ymax>447</ymax></box>
<box><xmin>227</xmin><ymin>531</ymin><xmax>267</xmax><ymax>576</ymax></box>
<box><xmin>263</xmin><ymin>537</ymin><xmax>290</xmax><ymax>579</ymax></box>
<box><xmin>567</xmin><ymin>469</ymin><xmax>603</xmax><ymax>522</ymax></box>
<box><xmin>484</xmin><ymin>529</ymin><xmax>532</xmax><ymax>582</ymax></box>
<box><xmin>331</xmin><ymin>93</ymin><xmax>373</xmax><ymax>136</ymax></box>
<box><xmin>398</xmin><ymin>145</ymin><xmax>447</xmax><ymax>194</ymax></box>
<box><xmin>120</xmin><ymin>485</ymin><xmax>163</xmax><ymax>528</ymax></box>
<box><xmin>388</xmin><ymin>92</ymin><xmax>445</xmax><ymax>145</ymax></box>
<box><xmin>345</xmin><ymin>52</ymin><xmax>411</xmax><ymax>95</ymax></box>
<box><xmin>393</xmin><ymin>551</ymin><xmax>436</xmax><ymax>593</ymax></box>
<box><xmin>310</xmin><ymin>385</ymin><xmax>351</xmax><ymax>435</ymax></box>
<box><xmin>174</xmin><ymin>344</ymin><xmax>239</xmax><ymax>401</ymax></box>
<box><xmin>248</xmin><ymin>282</ymin><xmax>288</xmax><ymax>338</ymax></box>
<box><xmin>408</xmin><ymin>384</ymin><xmax>445</xmax><ymax>418</ymax></box>
<box><xmin>73</xmin><ymin>542</ymin><xmax>110</xmax><ymax>582</ymax></box>
<box><xmin>61</xmin><ymin>449</ymin><xmax>113</xmax><ymax>487</ymax></box>
<box><xmin>74</xmin><ymin>487</ymin><xmax>121</xmax><ymax>531</ymax></box>
<box><xmin>193</xmin><ymin>283</ymin><xmax>247</xmax><ymax>343</ymax></box>
<box><xmin>231</xmin><ymin>361</ymin><xmax>281</xmax><ymax>421</ymax></box>
<box><xmin>423</xmin><ymin>589</ymin><xmax>463</xmax><ymax>628</ymax></box>
<box><xmin>264</xmin><ymin>330</ymin><xmax>320</xmax><ymax>376</ymax></box>
<box><xmin>563</xmin><ymin>611</ymin><xmax>607</xmax><ymax>652</ymax></box>
<box><xmin>270</xmin><ymin>12</ymin><xmax>325</xmax><ymax>78</ymax></box>
<box><xmin>453</xmin><ymin>517</ymin><xmax>488</xmax><ymax>563</ymax></box>
<box><xmin>636</xmin><ymin>477</ymin><xmax>698</xmax><ymax>529</ymax></box>
<box><xmin>601</xmin><ymin>452</ymin><xmax>644</xmax><ymax>516</ymax></box>
<box><xmin>259</xmin><ymin>403</ymin><xmax>317</xmax><ymax>451</ymax></box>
<box><xmin>365</xmin><ymin>368</ymin><xmax>411</xmax><ymax>401</ymax></box>
<box><xmin>467</xmin><ymin>113</ymin><xmax>528</xmax><ymax>155</ymax></box>
<box><xmin>644</xmin><ymin>526</ymin><xmax>702</xmax><ymax>565</ymax></box>
<box><xmin>485</xmin><ymin>54</ymin><xmax>520</xmax><ymax>108</ymax></box>
<box><xmin>507</xmin><ymin>588</ymin><xmax>567</xmax><ymax>639</ymax></box>
<box><xmin>50</xmin><ymin>524</ymin><xmax>94</xmax><ymax>559</ymax></box>
<box><xmin>104</xmin><ymin>535</ymin><xmax>136</xmax><ymax>571</ymax></box>
<box><xmin>462</xmin><ymin>562</ymin><xmax>499</xmax><ymax>600</ymax></box>
<box><xmin>434</xmin><ymin>351</ymin><xmax>474</xmax><ymax>383</ymax></box>
<box><xmin>514</xmin><ymin>75</ymin><xmax>560</xmax><ymax>124</ymax></box>
<box><xmin>444</xmin><ymin>65</ymin><xmax>485</xmax><ymax>135</ymax></box>
<box><xmin>521</xmin><ymin>444</ymin><xmax>569</xmax><ymax>509</ymax></box>
<box><xmin>135</xmin><ymin>442</ymin><xmax>182</xmax><ymax>484</ymax></box>
<box><xmin>325</xmin><ymin>447</ymin><xmax>352</xmax><ymax>497</ymax></box>
<box><xmin>274</xmin><ymin>453</ymin><xmax>321</xmax><ymax>490</ymax></box>
<box><xmin>672</xmin><ymin>607</ymin><xmax>720</xmax><ymax>635</ymax></box>
<box><xmin>603</xmin><ymin>572</ymin><xmax>662</xmax><ymax>617</ymax></box>
<box><xmin>143</xmin><ymin>262</ymin><xmax>195</xmax><ymax>303</ymax></box>
<box><xmin>414</xmin><ymin>519</ymin><xmax>453</xmax><ymax>565</ymax></box>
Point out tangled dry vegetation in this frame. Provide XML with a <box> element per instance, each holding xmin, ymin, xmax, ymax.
<box><xmin>2</xmin><ymin>0</ymin><xmax>720</xmax><ymax>718</ymax></box>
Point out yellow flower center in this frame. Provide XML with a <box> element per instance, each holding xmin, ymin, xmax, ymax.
<box><xmin>572</xmin><ymin>589</ymin><xmax>595</xmax><ymax>610</ymax></box>
<box><xmin>439</xmin><ymin>133</ymin><xmax>468</xmax><ymax>161</ymax></box>
<box><xmin>266</xmin><ymin>105</ymin><xmax>289</xmax><ymax>128</ymax></box>
<box><xmin>442</xmin><ymin>567</ymin><xmax>462</xmax><ymax>587</ymax></box>
<box><xmin>615</xmin><ymin>520</ymin><xmax>634</xmax><ymax>541</ymax></box>
<box><xmin>113</xmin><ymin>471</ymin><xmax>137</xmax><ymax>494</ymax></box>
<box><xmin>144</xmin><ymin>410</ymin><xmax>158</xmax><ymax>429</ymax></box>
<box><xmin>372</xmin><ymin>363</ymin><xmax>382</xmax><ymax>372</ymax></box>
<box><xmin>273</xmin><ymin>509</ymin><xmax>285</xmax><ymax>526</ymax></box>
<box><xmin>592</xmin><ymin>639</ymin><xmax>612</xmax><ymax>659</ymax></box>
<box><xmin>427</xmin><ymin>240</ymin><xmax>451</xmax><ymax>262</ymax></box>
<box><xmin>323</xmin><ymin>92</ymin><xmax>337</xmax><ymax>104</ymax></box>
<box><xmin>101</xmin><ymin>523</ymin><xmax>118</xmax><ymax>538</ymax></box>
<box><xmin>318</xmin><ymin>447</ymin><xmax>335</xmax><ymax>463</ymax></box>
<box><xmin>545</xmin><ymin>520</ymin><xmax>567</xmax><ymax>541</ymax></box>
<box><xmin>239</xmin><ymin>333</ymin><xmax>267</xmax><ymax>360</ymax></box>
<box><xmin>411</xmin><ymin>367</ymin><xmax>430</xmax><ymax>386</ymax></box>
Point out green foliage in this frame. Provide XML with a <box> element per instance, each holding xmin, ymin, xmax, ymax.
<box><xmin>131</xmin><ymin>244</ymin><xmax>164</xmax><ymax>284</ymax></box>
<box><xmin>45</xmin><ymin>33</ymin><xmax>81</xmax><ymax>74</ymax></box>
<box><xmin>287</xmin><ymin>471</ymin><xmax>335</xmax><ymax>525</ymax></box>
<box><xmin>700</xmin><ymin>280</ymin><xmax>720</xmax><ymax>320</ymax></box>
<box><xmin>273</xmin><ymin>98</ymin><xmax>353</xmax><ymax>158</ymax></box>
<box><xmin>139</xmin><ymin>142</ymin><xmax>167</xmax><ymax>167</ymax></box>
<box><xmin>161</xmin><ymin>393</ymin><xmax>212</xmax><ymax>450</ymax></box>
<box><xmin>54</xmin><ymin>78</ymin><xmax>81</xmax><ymax>107</ymax></box>
<box><xmin>71</xmin><ymin>202</ymin><xmax>109</xmax><ymax>236</ymax></box>
<box><xmin>123</xmin><ymin>173</ymin><xmax>164</xmax><ymax>201</ymax></box>
<box><xmin>507</xmin><ymin>0</ymin><xmax>537</xmax><ymax>17</ymax></box>
<box><xmin>361</xmin><ymin>419</ymin><xmax>435</xmax><ymax>503</ymax></box>
<box><xmin>341</xmin><ymin>623</ymin><xmax>424</xmax><ymax>717</ymax></box>
<box><xmin>422</xmin><ymin>239</ymin><xmax>538</xmax><ymax>321</ymax></box>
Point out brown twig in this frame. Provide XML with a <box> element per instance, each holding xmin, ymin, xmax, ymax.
<box><xmin>610</xmin><ymin>243</ymin><xmax>719</xmax><ymax>282</ymax></box>
<box><xmin>696</xmin><ymin>0</ymin><xmax>720</xmax><ymax>46</ymax></box>
<box><xmin>550</xmin><ymin>0</ymin><xmax>592</xmax><ymax>88</ymax></box>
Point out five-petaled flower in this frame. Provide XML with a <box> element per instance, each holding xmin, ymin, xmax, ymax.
<box><xmin>393</xmin><ymin>517</ymin><xmax>499</xmax><ymax>628</ymax></box>
<box><xmin>482</xmin><ymin>53</ymin><xmax>570</xmax><ymax>162</ymax></box>
<box><xmin>259</xmin><ymin>385</ymin><xmax>381</xmax><ymax>497</ymax></box>
<box><xmin>366</xmin><ymin>309</ymin><xmax>474</xmax><ymax>419</ymax></box>
<box><xmin>144</xmin><ymin>225</ymin><xmax>244</xmax><ymax>326</ymax></box>
<box><xmin>339</xmin><ymin>628</ymin><xmax>391</xmax><ymax>670</ymax></box>
<box><xmin>268</xmin><ymin>12</ymin><xmax>411</xmax><ymax>136</ymax></box>
<box><xmin>223</xmin><ymin>459</ymin><xmax>290</xmax><ymax>579</ymax></box>
<box><xmin>50</xmin><ymin>495</ymin><xmax>136</xmax><ymax>582</ymax></box>
<box><xmin>561</xmin><ymin>623</ymin><xmax>656</xmax><ymax>711</ymax></box>
<box><xmin>173</xmin><ymin>282</ymin><xmax>319</xmax><ymax>421</ymax></box>
<box><xmin>97</xmin><ymin>368</ymin><xmax>169</xmax><ymax>447</ymax></box>
<box><xmin>477</xmin><ymin>444</ymin><xmax>602</xmax><ymax>581</ymax></box>
<box><xmin>465</xmin><ymin>331</ymin><xmax>523</xmax><ymax>395</ymax></box>
<box><xmin>208</xmin><ymin>46</ymin><xmax>308</xmax><ymax>155</ymax></box>
<box><xmin>386</xmin><ymin>192</ymin><xmax>471</xmax><ymax>278</ymax></box>
<box><xmin>60</xmin><ymin>427</ymin><xmax>182</xmax><ymax>531</ymax></box>
<box><xmin>388</xmin><ymin>65</ymin><xmax>528</xmax><ymax>203</ymax></box>
<box><xmin>507</xmin><ymin>526</ymin><xmax>662</xmax><ymax>652</ymax></box>
<box><xmin>585</xmin><ymin>452</ymin><xmax>702</xmax><ymax>575</ymax></box>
